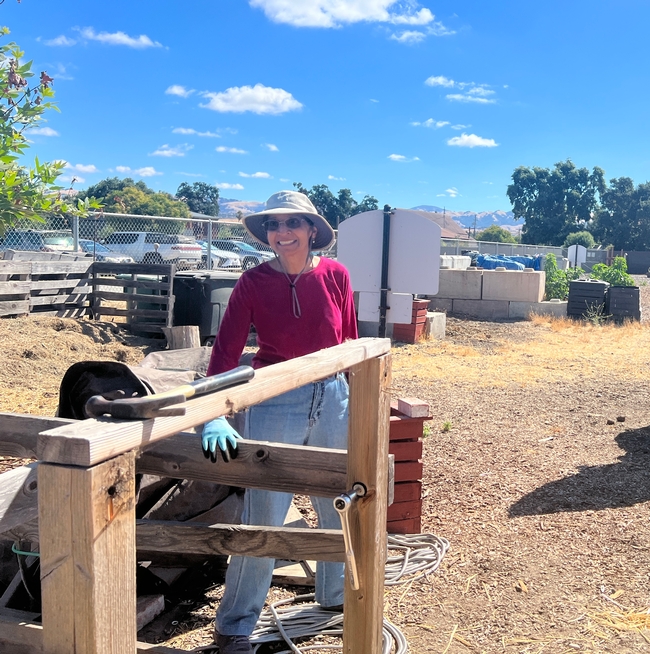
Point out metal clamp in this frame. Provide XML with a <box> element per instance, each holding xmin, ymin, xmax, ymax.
<box><xmin>333</xmin><ymin>482</ymin><xmax>367</xmax><ymax>590</ymax></box>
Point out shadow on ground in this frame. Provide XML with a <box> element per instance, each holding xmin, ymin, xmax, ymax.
<box><xmin>509</xmin><ymin>427</ymin><xmax>650</xmax><ymax>516</ymax></box>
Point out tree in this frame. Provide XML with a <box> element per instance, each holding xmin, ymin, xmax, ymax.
<box><xmin>78</xmin><ymin>177</ymin><xmax>189</xmax><ymax>218</ymax></box>
<box><xmin>293</xmin><ymin>182</ymin><xmax>379</xmax><ymax>228</ymax></box>
<box><xmin>0</xmin><ymin>27</ymin><xmax>96</xmax><ymax>231</ymax></box>
<box><xmin>176</xmin><ymin>181</ymin><xmax>220</xmax><ymax>217</ymax></box>
<box><xmin>563</xmin><ymin>231</ymin><xmax>596</xmax><ymax>249</ymax></box>
<box><xmin>592</xmin><ymin>177</ymin><xmax>650</xmax><ymax>250</ymax></box>
<box><xmin>507</xmin><ymin>160</ymin><xmax>605</xmax><ymax>246</ymax></box>
<box><xmin>476</xmin><ymin>225</ymin><xmax>516</xmax><ymax>243</ymax></box>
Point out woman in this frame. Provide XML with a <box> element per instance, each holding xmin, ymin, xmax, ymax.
<box><xmin>202</xmin><ymin>190</ymin><xmax>357</xmax><ymax>654</ymax></box>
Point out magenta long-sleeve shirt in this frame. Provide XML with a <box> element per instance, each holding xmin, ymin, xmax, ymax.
<box><xmin>207</xmin><ymin>257</ymin><xmax>358</xmax><ymax>376</ymax></box>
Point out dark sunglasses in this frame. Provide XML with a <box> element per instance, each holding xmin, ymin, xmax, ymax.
<box><xmin>262</xmin><ymin>216</ymin><xmax>309</xmax><ymax>232</ymax></box>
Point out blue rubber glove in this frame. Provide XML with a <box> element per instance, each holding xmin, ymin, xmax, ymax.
<box><xmin>201</xmin><ymin>416</ymin><xmax>242</xmax><ymax>463</ymax></box>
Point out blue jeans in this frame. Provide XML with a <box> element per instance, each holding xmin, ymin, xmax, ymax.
<box><xmin>216</xmin><ymin>373</ymin><xmax>349</xmax><ymax>636</ymax></box>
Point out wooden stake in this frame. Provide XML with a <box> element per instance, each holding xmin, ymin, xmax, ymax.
<box><xmin>39</xmin><ymin>452</ymin><xmax>136</xmax><ymax>654</ymax></box>
<box><xmin>162</xmin><ymin>325</ymin><xmax>201</xmax><ymax>350</ymax></box>
<box><xmin>343</xmin><ymin>353</ymin><xmax>391</xmax><ymax>654</ymax></box>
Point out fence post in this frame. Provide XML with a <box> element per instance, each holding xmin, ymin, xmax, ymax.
<box><xmin>39</xmin><ymin>451</ymin><xmax>136</xmax><ymax>654</ymax></box>
<box><xmin>72</xmin><ymin>215</ymin><xmax>79</xmax><ymax>252</ymax></box>
<box><xmin>207</xmin><ymin>218</ymin><xmax>212</xmax><ymax>268</ymax></box>
<box><xmin>343</xmin><ymin>353</ymin><xmax>391</xmax><ymax>654</ymax></box>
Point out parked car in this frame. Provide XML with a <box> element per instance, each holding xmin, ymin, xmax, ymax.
<box><xmin>0</xmin><ymin>229</ymin><xmax>50</xmax><ymax>252</ymax></box>
<box><xmin>78</xmin><ymin>239</ymin><xmax>135</xmax><ymax>263</ymax></box>
<box><xmin>40</xmin><ymin>230</ymin><xmax>74</xmax><ymax>252</ymax></box>
<box><xmin>196</xmin><ymin>241</ymin><xmax>243</xmax><ymax>271</ymax></box>
<box><xmin>102</xmin><ymin>232</ymin><xmax>203</xmax><ymax>268</ymax></box>
<box><xmin>211</xmin><ymin>239</ymin><xmax>274</xmax><ymax>270</ymax></box>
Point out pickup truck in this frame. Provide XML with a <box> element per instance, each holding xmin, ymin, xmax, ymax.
<box><xmin>103</xmin><ymin>231</ymin><xmax>203</xmax><ymax>268</ymax></box>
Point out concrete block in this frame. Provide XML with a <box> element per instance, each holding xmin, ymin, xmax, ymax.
<box><xmin>435</xmin><ymin>268</ymin><xmax>483</xmax><ymax>299</ymax></box>
<box><xmin>426</xmin><ymin>297</ymin><xmax>453</xmax><ymax>313</ymax></box>
<box><xmin>440</xmin><ymin>255</ymin><xmax>472</xmax><ymax>270</ymax></box>
<box><xmin>509</xmin><ymin>300</ymin><xmax>568</xmax><ymax>319</ymax></box>
<box><xmin>481</xmin><ymin>269</ymin><xmax>545</xmax><ymax>302</ymax></box>
<box><xmin>137</xmin><ymin>594</ymin><xmax>165</xmax><ymax>631</ymax></box>
<box><xmin>452</xmin><ymin>299</ymin><xmax>510</xmax><ymax>320</ymax></box>
<box><xmin>397</xmin><ymin>397</ymin><xmax>430</xmax><ymax>418</ymax></box>
<box><xmin>425</xmin><ymin>311</ymin><xmax>446</xmax><ymax>339</ymax></box>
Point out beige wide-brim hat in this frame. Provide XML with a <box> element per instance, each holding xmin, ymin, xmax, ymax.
<box><xmin>242</xmin><ymin>190</ymin><xmax>335</xmax><ymax>250</ymax></box>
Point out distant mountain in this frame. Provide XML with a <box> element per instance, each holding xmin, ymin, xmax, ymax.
<box><xmin>410</xmin><ymin>205</ymin><xmax>521</xmax><ymax>236</ymax></box>
<box><xmin>218</xmin><ymin>197</ymin><xmax>265</xmax><ymax>218</ymax></box>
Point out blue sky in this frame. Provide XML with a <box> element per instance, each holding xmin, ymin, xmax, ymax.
<box><xmin>4</xmin><ymin>0</ymin><xmax>650</xmax><ymax>212</ymax></box>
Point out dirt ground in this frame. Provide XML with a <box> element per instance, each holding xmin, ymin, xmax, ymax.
<box><xmin>1</xmin><ymin>277</ymin><xmax>650</xmax><ymax>653</ymax></box>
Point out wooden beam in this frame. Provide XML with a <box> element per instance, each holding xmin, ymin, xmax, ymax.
<box><xmin>31</xmin><ymin>261</ymin><xmax>92</xmax><ymax>275</ymax></box>
<box><xmin>90</xmin><ymin>277</ymin><xmax>171</xmax><ymax>291</ymax></box>
<box><xmin>39</xmin><ymin>452</ymin><xmax>137</xmax><ymax>654</ymax></box>
<box><xmin>138</xmin><ymin>432</ymin><xmax>348</xmax><ymax>496</ymax></box>
<box><xmin>92</xmin><ymin>262</ymin><xmax>174</xmax><ymax>277</ymax></box>
<box><xmin>343</xmin><ymin>353</ymin><xmax>391</xmax><ymax>654</ymax></box>
<box><xmin>38</xmin><ymin>338</ymin><xmax>391</xmax><ymax>466</ymax></box>
<box><xmin>0</xmin><ymin>464</ymin><xmax>38</xmax><ymax>537</ymax></box>
<box><xmin>0</xmin><ymin>413</ymin><xmax>73</xmax><ymax>457</ymax></box>
<box><xmin>0</xmin><ymin>610</ymin><xmax>188</xmax><ymax>653</ymax></box>
<box><xmin>136</xmin><ymin>520</ymin><xmax>345</xmax><ymax>562</ymax></box>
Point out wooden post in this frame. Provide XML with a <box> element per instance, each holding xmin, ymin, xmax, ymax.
<box><xmin>39</xmin><ymin>451</ymin><xmax>136</xmax><ymax>654</ymax></box>
<box><xmin>343</xmin><ymin>353</ymin><xmax>391</xmax><ymax>654</ymax></box>
<box><xmin>162</xmin><ymin>325</ymin><xmax>201</xmax><ymax>350</ymax></box>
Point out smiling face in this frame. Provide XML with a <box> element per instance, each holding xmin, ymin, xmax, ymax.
<box><xmin>265</xmin><ymin>214</ymin><xmax>317</xmax><ymax>263</ymax></box>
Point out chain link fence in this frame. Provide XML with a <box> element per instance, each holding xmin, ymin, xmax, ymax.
<box><xmin>0</xmin><ymin>212</ymin><xmax>613</xmax><ymax>272</ymax></box>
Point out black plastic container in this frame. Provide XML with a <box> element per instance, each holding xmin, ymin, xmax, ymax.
<box><xmin>172</xmin><ymin>271</ymin><xmax>240</xmax><ymax>344</ymax></box>
<box><xmin>567</xmin><ymin>279</ymin><xmax>609</xmax><ymax>318</ymax></box>
<box><xmin>606</xmin><ymin>286</ymin><xmax>640</xmax><ymax>321</ymax></box>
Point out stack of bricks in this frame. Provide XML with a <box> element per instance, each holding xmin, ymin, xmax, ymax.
<box><xmin>387</xmin><ymin>397</ymin><xmax>429</xmax><ymax>534</ymax></box>
<box><xmin>392</xmin><ymin>298</ymin><xmax>430</xmax><ymax>343</ymax></box>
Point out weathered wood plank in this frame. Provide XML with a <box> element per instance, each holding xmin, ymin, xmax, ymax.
<box><xmin>31</xmin><ymin>261</ymin><xmax>93</xmax><ymax>275</ymax></box>
<box><xmin>92</xmin><ymin>306</ymin><xmax>171</xmax><ymax>319</ymax></box>
<box><xmin>343</xmin><ymin>353</ymin><xmax>391</xmax><ymax>654</ymax></box>
<box><xmin>91</xmin><ymin>277</ymin><xmax>172</xmax><ymax>291</ymax></box>
<box><xmin>39</xmin><ymin>452</ymin><xmax>137</xmax><ymax>654</ymax></box>
<box><xmin>137</xmin><ymin>520</ymin><xmax>345</xmax><ymax>561</ymax></box>
<box><xmin>0</xmin><ymin>300</ymin><xmax>29</xmax><ymax>316</ymax></box>
<box><xmin>30</xmin><ymin>294</ymin><xmax>89</xmax><ymax>307</ymax></box>
<box><xmin>0</xmin><ymin>281</ymin><xmax>31</xmax><ymax>294</ymax></box>
<box><xmin>0</xmin><ymin>261</ymin><xmax>32</xmax><ymax>277</ymax></box>
<box><xmin>0</xmin><ymin>413</ymin><xmax>72</xmax><ymax>457</ymax></box>
<box><xmin>31</xmin><ymin>279</ymin><xmax>92</xmax><ymax>291</ymax></box>
<box><xmin>92</xmin><ymin>262</ymin><xmax>174</xmax><ymax>277</ymax></box>
<box><xmin>0</xmin><ymin>464</ymin><xmax>38</xmax><ymax>537</ymax></box>
<box><xmin>94</xmin><ymin>290</ymin><xmax>171</xmax><ymax>304</ymax></box>
<box><xmin>138</xmin><ymin>432</ymin><xmax>348</xmax><ymax>496</ymax></box>
<box><xmin>0</xmin><ymin>611</ymin><xmax>188</xmax><ymax>653</ymax></box>
<box><xmin>29</xmin><ymin>306</ymin><xmax>90</xmax><ymax>318</ymax></box>
<box><xmin>38</xmin><ymin>338</ymin><xmax>392</xmax><ymax>466</ymax></box>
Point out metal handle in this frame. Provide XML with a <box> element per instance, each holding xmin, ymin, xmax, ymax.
<box><xmin>333</xmin><ymin>483</ymin><xmax>366</xmax><ymax>590</ymax></box>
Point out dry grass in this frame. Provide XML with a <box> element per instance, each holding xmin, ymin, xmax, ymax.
<box><xmin>393</xmin><ymin>316</ymin><xmax>650</xmax><ymax>387</ymax></box>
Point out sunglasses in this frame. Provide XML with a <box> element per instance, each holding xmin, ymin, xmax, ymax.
<box><xmin>262</xmin><ymin>216</ymin><xmax>309</xmax><ymax>232</ymax></box>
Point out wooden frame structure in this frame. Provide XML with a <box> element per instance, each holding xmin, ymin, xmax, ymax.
<box><xmin>0</xmin><ymin>337</ymin><xmax>391</xmax><ymax>654</ymax></box>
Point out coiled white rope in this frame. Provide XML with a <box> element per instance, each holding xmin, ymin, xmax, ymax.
<box><xmin>385</xmin><ymin>533</ymin><xmax>450</xmax><ymax>586</ymax></box>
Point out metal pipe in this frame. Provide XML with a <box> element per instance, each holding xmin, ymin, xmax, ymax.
<box><xmin>378</xmin><ymin>205</ymin><xmax>392</xmax><ymax>338</ymax></box>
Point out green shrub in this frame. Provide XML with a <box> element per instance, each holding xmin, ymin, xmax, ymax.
<box><xmin>590</xmin><ymin>257</ymin><xmax>635</xmax><ymax>287</ymax></box>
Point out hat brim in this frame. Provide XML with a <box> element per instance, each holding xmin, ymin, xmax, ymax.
<box><xmin>242</xmin><ymin>208</ymin><xmax>335</xmax><ymax>250</ymax></box>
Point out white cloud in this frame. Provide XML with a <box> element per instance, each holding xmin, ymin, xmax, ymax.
<box><xmin>172</xmin><ymin>127</ymin><xmax>220</xmax><ymax>137</ymax></box>
<box><xmin>44</xmin><ymin>35</ymin><xmax>76</xmax><ymax>47</ymax></box>
<box><xmin>263</xmin><ymin>143</ymin><xmax>279</xmax><ymax>151</ymax></box>
<box><xmin>65</xmin><ymin>162</ymin><xmax>98</xmax><ymax>173</ymax></box>
<box><xmin>370</xmin><ymin>98</ymin><xmax>379</xmax><ymax>103</ymax></box>
<box><xmin>31</xmin><ymin>126</ymin><xmax>59</xmax><ymax>136</ymax></box>
<box><xmin>150</xmin><ymin>143</ymin><xmax>193</xmax><ymax>157</ymax></box>
<box><xmin>249</xmin><ymin>0</ymin><xmax>436</xmax><ymax>28</ymax></box>
<box><xmin>425</xmin><ymin>75</ymin><xmax>456</xmax><ymax>87</ymax></box>
<box><xmin>216</xmin><ymin>182</ymin><xmax>245</xmax><ymax>190</ymax></box>
<box><xmin>216</xmin><ymin>146</ymin><xmax>248</xmax><ymax>154</ymax></box>
<box><xmin>446</xmin><ymin>93</ymin><xmax>495</xmax><ymax>104</ymax></box>
<box><xmin>446</xmin><ymin>187</ymin><xmax>459</xmax><ymax>197</ymax></box>
<box><xmin>447</xmin><ymin>133</ymin><xmax>498</xmax><ymax>148</ymax></box>
<box><xmin>328</xmin><ymin>175</ymin><xmax>346</xmax><ymax>180</ymax></box>
<box><xmin>390</xmin><ymin>30</ymin><xmax>426</xmax><ymax>44</ymax></box>
<box><xmin>176</xmin><ymin>172</ymin><xmax>204</xmax><ymax>177</ymax></box>
<box><xmin>468</xmin><ymin>86</ymin><xmax>495</xmax><ymax>97</ymax></box>
<box><xmin>279</xmin><ymin>178</ymin><xmax>290</xmax><ymax>182</ymax></box>
<box><xmin>115</xmin><ymin>165</ymin><xmax>162</xmax><ymax>177</ymax></box>
<box><xmin>202</xmin><ymin>84</ymin><xmax>302</xmax><ymax>115</ymax></box>
<box><xmin>451</xmin><ymin>123</ymin><xmax>469</xmax><ymax>130</ymax></box>
<box><xmin>388</xmin><ymin>153</ymin><xmax>419</xmax><ymax>162</ymax></box>
<box><xmin>411</xmin><ymin>118</ymin><xmax>449</xmax><ymax>129</ymax></box>
<box><xmin>239</xmin><ymin>171</ymin><xmax>271</xmax><ymax>178</ymax></box>
<box><xmin>166</xmin><ymin>85</ymin><xmax>194</xmax><ymax>98</ymax></box>
<box><xmin>77</xmin><ymin>27</ymin><xmax>163</xmax><ymax>48</ymax></box>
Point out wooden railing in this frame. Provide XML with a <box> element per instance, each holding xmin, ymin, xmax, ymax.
<box><xmin>0</xmin><ymin>337</ymin><xmax>392</xmax><ymax>654</ymax></box>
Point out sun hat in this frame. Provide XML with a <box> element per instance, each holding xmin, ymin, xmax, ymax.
<box><xmin>242</xmin><ymin>190</ymin><xmax>335</xmax><ymax>250</ymax></box>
